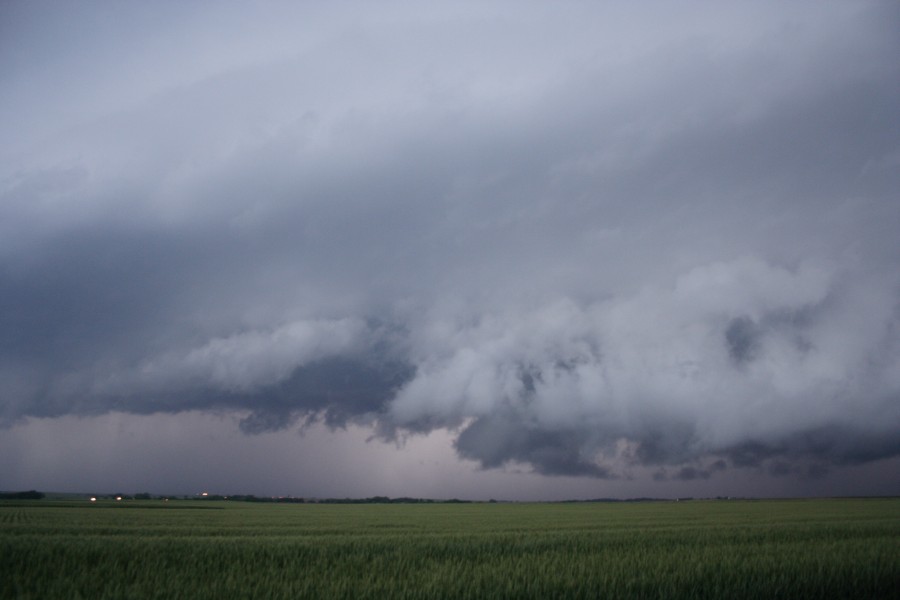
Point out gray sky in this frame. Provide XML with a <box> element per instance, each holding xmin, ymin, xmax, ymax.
<box><xmin>2</xmin><ymin>1</ymin><xmax>899</xmax><ymax>499</ymax></box>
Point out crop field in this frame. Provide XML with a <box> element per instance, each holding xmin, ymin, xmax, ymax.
<box><xmin>1</xmin><ymin>498</ymin><xmax>898</xmax><ymax>599</ymax></box>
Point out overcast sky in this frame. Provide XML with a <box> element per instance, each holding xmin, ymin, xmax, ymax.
<box><xmin>1</xmin><ymin>1</ymin><xmax>899</xmax><ymax>500</ymax></box>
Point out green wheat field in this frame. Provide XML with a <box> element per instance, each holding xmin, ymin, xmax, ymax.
<box><xmin>1</xmin><ymin>498</ymin><xmax>898</xmax><ymax>599</ymax></box>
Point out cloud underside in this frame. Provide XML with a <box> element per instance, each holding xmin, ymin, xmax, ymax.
<box><xmin>2</xmin><ymin>2</ymin><xmax>899</xmax><ymax>480</ymax></box>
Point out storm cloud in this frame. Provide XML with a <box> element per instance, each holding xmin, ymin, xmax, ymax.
<box><xmin>2</xmin><ymin>1</ymin><xmax>899</xmax><ymax>489</ymax></box>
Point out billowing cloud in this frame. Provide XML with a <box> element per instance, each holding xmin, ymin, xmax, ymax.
<box><xmin>388</xmin><ymin>258</ymin><xmax>900</xmax><ymax>475</ymax></box>
<box><xmin>1</xmin><ymin>1</ymin><xmax>898</xmax><ymax>489</ymax></box>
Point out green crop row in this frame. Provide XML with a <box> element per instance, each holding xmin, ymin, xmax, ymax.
<box><xmin>1</xmin><ymin>499</ymin><xmax>898</xmax><ymax>599</ymax></box>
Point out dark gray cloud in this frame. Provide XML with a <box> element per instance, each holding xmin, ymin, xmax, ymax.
<box><xmin>455</xmin><ymin>412</ymin><xmax>615</xmax><ymax>479</ymax></box>
<box><xmin>1</xmin><ymin>1</ymin><xmax>899</xmax><ymax>493</ymax></box>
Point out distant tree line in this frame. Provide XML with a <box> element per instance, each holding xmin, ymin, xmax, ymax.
<box><xmin>0</xmin><ymin>491</ymin><xmax>485</xmax><ymax>503</ymax></box>
<box><xmin>307</xmin><ymin>497</ymin><xmax>471</xmax><ymax>504</ymax></box>
<box><xmin>195</xmin><ymin>495</ymin><xmax>472</xmax><ymax>504</ymax></box>
<box><xmin>0</xmin><ymin>490</ymin><xmax>45</xmax><ymax>500</ymax></box>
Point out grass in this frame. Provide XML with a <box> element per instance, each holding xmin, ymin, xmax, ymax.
<box><xmin>1</xmin><ymin>498</ymin><xmax>898</xmax><ymax>598</ymax></box>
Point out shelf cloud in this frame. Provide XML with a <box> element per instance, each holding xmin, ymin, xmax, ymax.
<box><xmin>2</xmin><ymin>1</ymin><xmax>898</xmax><ymax>490</ymax></box>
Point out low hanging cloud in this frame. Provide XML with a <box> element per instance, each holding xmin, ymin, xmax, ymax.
<box><xmin>1</xmin><ymin>1</ymin><xmax>899</xmax><ymax>482</ymax></box>
<box><xmin>105</xmin><ymin>318</ymin><xmax>371</xmax><ymax>394</ymax></box>
<box><xmin>388</xmin><ymin>259</ymin><xmax>900</xmax><ymax>476</ymax></box>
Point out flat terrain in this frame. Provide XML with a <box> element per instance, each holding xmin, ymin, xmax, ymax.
<box><xmin>1</xmin><ymin>498</ymin><xmax>898</xmax><ymax>599</ymax></box>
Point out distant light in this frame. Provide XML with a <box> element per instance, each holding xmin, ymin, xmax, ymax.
<box><xmin>90</xmin><ymin>497</ymin><xmax>97</xmax><ymax>502</ymax></box>
<box><xmin>201</xmin><ymin>492</ymin><xmax>208</xmax><ymax>496</ymax></box>
<box><xmin>116</xmin><ymin>496</ymin><xmax>122</xmax><ymax>501</ymax></box>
